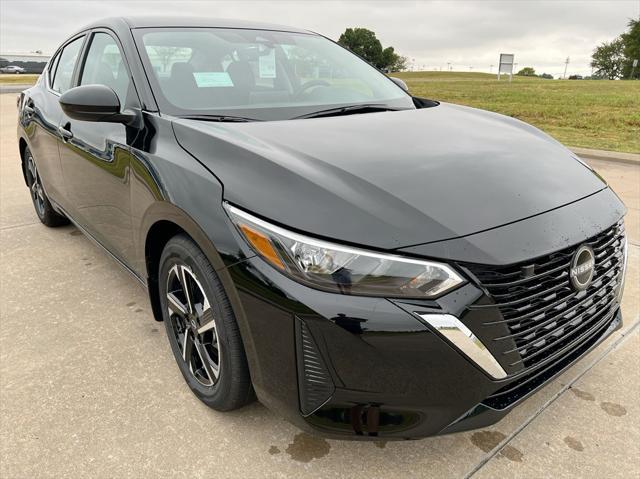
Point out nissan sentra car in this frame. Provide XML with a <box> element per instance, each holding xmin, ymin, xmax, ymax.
<box><xmin>16</xmin><ymin>17</ymin><xmax>627</xmax><ymax>439</ymax></box>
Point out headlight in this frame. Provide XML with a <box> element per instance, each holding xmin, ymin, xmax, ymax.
<box><xmin>225</xmin><ymin>204</ymin><xmax>465</xmax><ymax>298</ymax></box>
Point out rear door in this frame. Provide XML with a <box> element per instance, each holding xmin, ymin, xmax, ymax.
<box><xmin>58</xmin><ymin>29</ymin><xmax>139</xmax><ymax>264</ymax></box>
<box><xmin>24</xmin><ymin>34</ymin><xmax>86</xmax><ymax>207</ymax></box>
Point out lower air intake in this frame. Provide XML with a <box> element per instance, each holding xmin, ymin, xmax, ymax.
<box><xmin>295</xmin><ymin>317</ymin><xmax>335</xmax><ymax>416</ymax></box>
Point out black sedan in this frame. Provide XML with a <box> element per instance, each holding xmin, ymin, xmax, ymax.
<box><xmin>16</xmin><ymin>17</ymin><xmax>627</xmax><ymax>440</ymax></box>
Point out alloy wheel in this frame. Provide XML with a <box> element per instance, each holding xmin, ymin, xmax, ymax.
<box><xmin>166</xmin><ymin>263</ymin><xmax>221</xmax><ymax>387</ymax></box>
<box><xmin>27</xmin><ymin>154</ymin><xmax>45</xmax><ymax>217</ymax></box>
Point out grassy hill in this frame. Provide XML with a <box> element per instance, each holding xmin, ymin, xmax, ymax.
<box><xmin>394</xmin><ymin>71</ymin><xmax>639</xmax><ymax>153</ymax></box>
<box><xmin>398</xmin><ymin>71</ymin><xmax>510</xmax><ymax>81</ymax></box>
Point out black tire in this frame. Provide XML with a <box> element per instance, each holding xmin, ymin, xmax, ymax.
<box><xmin>159</xmin><ymin>234</ymin><xmax>254</xmax><ymax>411</ymax></box>
<box><xmin>24</xmin><ymin>147</ymin><xmax>69</xmax><ymax>227</ymax></box>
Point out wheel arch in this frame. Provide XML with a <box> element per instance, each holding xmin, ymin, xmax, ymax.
<box><xmin>18</xmin><ymin>136</ymin><xmax>29</xmax><ymax>186</ymax></box>
<box><xmin>140</xmin><ymin>202</ymin><xmax>259</xmax><ymax>380</ymax></box>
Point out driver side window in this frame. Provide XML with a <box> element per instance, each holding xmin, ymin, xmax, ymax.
<box><xmin>79</xmin><ymin>32</ymin><xmax>131</xmax><ymax>107</ymax></box>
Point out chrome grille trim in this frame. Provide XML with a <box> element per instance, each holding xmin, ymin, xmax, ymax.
<box><xmin>417</xmin><ymin>313</ymin><xmax>507</xmax><ymax>379</ymax></box>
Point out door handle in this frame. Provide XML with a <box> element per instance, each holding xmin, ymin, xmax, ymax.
<box><xmin>23</xmin><ymin>105</ymin><xmax>35</xmax><ymax>116</ymax></box>
<box><xmin>58</xmin><ymin>125</ymin><xmax>73</xmax><ymax>141</ymax></box>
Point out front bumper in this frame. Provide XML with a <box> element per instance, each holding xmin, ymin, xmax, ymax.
<box><xmin>226</xmin><ymin>255</ymin><xmax>622</xmax><ymax>440</ymax></box>
<box><xmin>224</xmin><ymin>189</ymin><xmax>626</xmax><ymax>440</ymax></box>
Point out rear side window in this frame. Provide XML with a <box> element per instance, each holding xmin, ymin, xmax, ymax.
<box><xmin>52</xmin><ymin>36</ymin><xmax>84</xmax><ymax>94</ymax></box>
<box><xmin>79</xmin><ymin>32</ymin><xmax>131</xmax><ymax>106</ymax></box>
<box><xmin>47</xmin><ymin>53</ymin><xmax>61</xmax><ymax>89</ymax></box>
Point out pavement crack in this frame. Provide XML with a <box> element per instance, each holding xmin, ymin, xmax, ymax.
<box><xmin>465</xmin><ymin>319</ymin><xmax>640</xmax><ymax>479</ymax></box>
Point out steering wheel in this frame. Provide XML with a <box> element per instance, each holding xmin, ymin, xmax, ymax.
<box><xmin>295</xmin><ymin>79</ymin><xmax>331</xmax><ymax>99</ymax></box>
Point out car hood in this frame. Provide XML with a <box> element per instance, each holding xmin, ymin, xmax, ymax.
<box><xmin>173</xmin><ymin>103</ymin><xmax>606</xmax><ymax>250</ymax></box>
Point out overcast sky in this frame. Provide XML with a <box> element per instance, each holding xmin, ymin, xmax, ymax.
<box><xmin>1</xmin><ymin>0</ymin><xmax>638</xmax><ymax>76</ymax></box>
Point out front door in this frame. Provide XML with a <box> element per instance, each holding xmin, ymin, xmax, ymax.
<box><xmin>58</xmin><ymin>31</ymin><xmax>139</xmax><ymax>264</ymax></box>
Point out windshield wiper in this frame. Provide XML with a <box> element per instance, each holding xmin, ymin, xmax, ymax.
<box><xmin>293</xmin><ymin>104</ymin><xmax>402</xmax><ymax>120</ymax></box>
<box><xmin>178</xmin><ymin>114</ymin><xmax>261</xmax><ymax>123</ymax></box>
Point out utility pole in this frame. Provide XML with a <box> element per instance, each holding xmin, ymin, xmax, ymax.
<box><xmin>447</xmin><ymin>62</ymin><xmax>451</xmax><ymax>72</ymax></box>
<box><xmin>563</xmin><ymin>56</ymin><xmax>570</xmax><ymax>79</ymax></box>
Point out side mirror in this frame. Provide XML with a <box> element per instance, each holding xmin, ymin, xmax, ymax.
<box><xmin>389</xmin><ymin>76</ymin><xmax>409</xmax><ymax>92</ymax></box>
<box><xmin>59</xmin><ymin>84</ymin><xmax>136</xmax><ymax>125</ymax></box>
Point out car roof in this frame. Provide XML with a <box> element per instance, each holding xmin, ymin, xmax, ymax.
<box><xmin>78</xmin><ymin>16</ymin><xmax>314</xmax><ymax>35</ymax></box>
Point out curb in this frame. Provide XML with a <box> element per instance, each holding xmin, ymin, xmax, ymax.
<box><xmin>571</xmin><ymin>147</ymin><xmax>640</xmax><ymax>166</ymax></box>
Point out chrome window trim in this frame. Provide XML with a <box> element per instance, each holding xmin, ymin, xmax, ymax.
<box><xmin>417</xmin><ymin>313</ymin><xmax>507</xmax><ymax>379</ymax></box>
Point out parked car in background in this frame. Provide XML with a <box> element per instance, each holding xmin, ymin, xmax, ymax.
<box><xmin>0</xmin><ymin>65</ymin><xmax>26</xmax><ymax>74</ymax></box>
<box><xmin>16</xmin><ymin>17</ymin><xmax>628</xmax><ymax>440</ymax></box>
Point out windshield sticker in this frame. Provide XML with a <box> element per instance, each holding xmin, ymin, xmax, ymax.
<box><xmin>259</xmin><ymin>49</ymin><xmax>276</xmax><ymax>79</ymax></box>
<box><xmin>193</xmin><ymin>71</ymin><xmax>234</xmax><ymax>88</ymax></box>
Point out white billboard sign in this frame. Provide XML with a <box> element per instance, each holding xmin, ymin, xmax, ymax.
<box><xmin>498</xmin><ymin>53</ymin><xmax>515</xmax><ymax>81</ymax></box>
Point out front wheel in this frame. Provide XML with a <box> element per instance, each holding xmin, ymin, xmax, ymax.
<box><xmin>159</xmin><ymin>234</ymin><xmax>254</xmax><ymax>411</ymax></box>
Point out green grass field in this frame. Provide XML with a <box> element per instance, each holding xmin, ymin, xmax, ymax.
<box><xmin>2</xmin><ymin>71</ymin><xmax>638</xmax><ymax>152</ymax></box>
<box><xmin>0</xmin><ymin>74</ymin><xmax>40</xmax><ymax>84</ymax></box>
<box><xmin>395</xmin><ymin>71</ymin><xmax>640</xmax><ymax>153</ymax></box>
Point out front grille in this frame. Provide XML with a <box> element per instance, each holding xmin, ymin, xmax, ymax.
<box><xmin>466</xmin><ymin>221</ymin><xmax>625</xmax><ymax>370</ymax></box>
<box><xmin>483</xmin><ymin>308</ymin><xmax>620</xmax><ymax>409</ymax></box>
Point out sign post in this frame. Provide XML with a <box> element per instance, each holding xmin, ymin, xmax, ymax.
<box><xmin>498</xmin><ymin>53</ymin><xmax>515</xmax><ymax>82</ymax></box>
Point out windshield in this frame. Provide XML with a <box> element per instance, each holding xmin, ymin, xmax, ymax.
<box><xmin>134</xmin><ymin>27</ymin><xmax>415</xmax><ymax>121</ymax></box>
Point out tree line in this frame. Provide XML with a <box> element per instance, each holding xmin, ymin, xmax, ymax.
<box><xmin>591</xmin><ymin>19</ymin><xmax>639</xmax><ymax>79</ymax></box>
<box><xmin>337</xmin><ymin>20</ymin><xmax>640</xmax><ymax>80</ymax></box>
<box><xmin>338</xmin><ymin>28</ymin><xmax>407</xmax><ymax>72</ymax></box>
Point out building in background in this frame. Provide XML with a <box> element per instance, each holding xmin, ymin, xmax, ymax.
<box><xmin>0</xmin><ymin>52</ymin><xmax>50</xmax><ymax>73</ymax></box>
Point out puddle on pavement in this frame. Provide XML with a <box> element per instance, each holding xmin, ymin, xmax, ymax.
<box><xmin>285</xmin><ymin>432</ymin><xmax>331</xmax><ymax>463</ymax></box>
<box><xmin>564</xmin><ymin>436</ymin><xmax>584</xmax><ymax>452</ymax></box>
<box><xmin>470</xmin><ymin>430</ymin><xmax>523</xmax><ymax>463</ymax></box>
<box><xmin>268</xmin><ymin>445</ymin><xmax>280</xmax><ymax>455</ymax></box>
<box><xmin>600</xmin><ymin>401</ymin><xmax>627</xmax><ymax>416</ymax></box>
<box><xmin>570</xmin><ymin>387</ymin><xmax>595</xmax><ymax>401</ymax></box>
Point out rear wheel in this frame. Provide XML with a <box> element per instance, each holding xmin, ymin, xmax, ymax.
<box><xmin>24</xmin><ymin>147</ymin><xmax>68</xmax><ymax>227</ymax></box>
<box><xmin>159</xmin><ymin>234</ymin><xmax>254</xmax><ymax>410</ymax></box>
